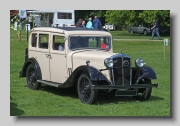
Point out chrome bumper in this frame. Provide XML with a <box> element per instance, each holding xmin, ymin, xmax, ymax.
<box><xmin>91</xmin><ymin>83</ymin><xmax>158</xmax><ymax>90</ymax></box>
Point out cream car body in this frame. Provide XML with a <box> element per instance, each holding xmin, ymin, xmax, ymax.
<box><xmin>20</xmin><ymin>27</ymin><xmax>158</xmax><ymax>104</ymax></box>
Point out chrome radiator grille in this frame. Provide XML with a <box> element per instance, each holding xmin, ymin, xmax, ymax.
<box><xmin>112</xmin><ymin>57</ymin><xmax>131</xmax><ymax>85</ymax></box>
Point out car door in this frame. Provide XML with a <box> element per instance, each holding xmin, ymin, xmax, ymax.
<box><xmin>36</xmin><ymin>32</ymin><xmax>51</xmax><ymax>81</ymax></box>
<box><xmin>137</xmin><ymin>24</ymin><xmax>143</xmax><ymax>33</ymax></box>
<box><xmin>49</xmin><ymin>33</ymin><xmax>67</xmax><ymax>83</ymax></box>
<box><xmin>133</xmin><ymin>24</ymin><xmax>138</xmax><ymax>32</ymax></box>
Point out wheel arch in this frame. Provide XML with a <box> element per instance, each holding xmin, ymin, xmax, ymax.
<box><xmin>135</xmin><ymin>66</ymin><xmax>157</xmax><ymax>84</ymax></box>
<box><xmin>19</xmin><ymin>58</ymin><xmax>42</xmax><ymax>80</ymax></box>
<box><xmin>65</xmin><ymin>65</ymin><xmax>110</xmax><ymax>87</ymax></box>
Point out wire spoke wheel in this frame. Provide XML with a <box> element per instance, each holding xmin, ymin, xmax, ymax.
<box><xmin>133</xmin><ymin>79</ymin><xmax>152</xmax><ymax>101</ymax></box>
<box><xmin>77</xmin><ymin>73</ymin><xmax>98</xmax><ymax>104</ymax></box>
<box><xmin>26</xmin><ymin>64</ymin><xmax>41</xmax><ymax>90</ymax></box>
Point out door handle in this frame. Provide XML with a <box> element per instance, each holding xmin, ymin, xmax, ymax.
<box><xmin>45</xmin><ymin>54</ymin><xmax>51</xmax><ymax>58</ymax></box>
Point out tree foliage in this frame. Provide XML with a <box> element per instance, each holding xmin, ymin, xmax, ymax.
<box><xmin>105</xmin><ymin>10</ymin><xmax>170</xmax><ymax>27</ymax></box>
<box><xmin>75</xmin><ymin>10</ymin><xmax>106</xmax><ymax>25</ymax></box>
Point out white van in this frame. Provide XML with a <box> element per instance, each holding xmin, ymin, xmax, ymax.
<box><xmin>27</xmin><ymin>10</ymin><xmax>75</xmax><ymax>27</ymax></box>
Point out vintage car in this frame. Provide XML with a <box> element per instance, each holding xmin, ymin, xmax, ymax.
<box><xmin>19</xmin><ymin>27</ymin><xmax>158</xmax><ymax>104</ymax></box>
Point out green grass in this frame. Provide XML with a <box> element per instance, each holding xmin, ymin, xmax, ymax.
<box><xmin>109</xmin><ymin>30</ymin><xmax>170</xmax><ymax>40</ymax></box>
<box><xmin>10</xmin><ymin>28</ymin><xmax>170</xmax><ymax>116</ymax></box>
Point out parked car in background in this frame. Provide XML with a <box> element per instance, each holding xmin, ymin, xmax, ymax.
<box><xmin>19</xmin><ymin>27</ymin><xmax>158</xmax><ymax>104</ymax></box>
<box><xmin>128</xmin><ymin>23</ymin><xmax>151</xmax><ymax>35</ymax></box>
<box><xmin>103</xmin><ymin>23</ymin><xmax>115</xmax><ymax>31</ymax></box>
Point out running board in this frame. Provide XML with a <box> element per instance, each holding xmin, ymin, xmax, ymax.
<box><xmin>37</xmin><ymin>80</ymin><xmax>63</xmax><ymax>88</ymax></box>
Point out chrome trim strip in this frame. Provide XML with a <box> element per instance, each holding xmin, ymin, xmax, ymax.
<box><xmin>122</xmin><ymin>57</ymin><xmax>124</xmax><ymax>85</ymax></box>
<box><xmin>111</xmin><ymin>68</ymin><xmax>115</xmax><ymax>86</ymax></box>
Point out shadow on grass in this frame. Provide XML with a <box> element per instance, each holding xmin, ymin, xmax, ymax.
<box><xmin>95</xmin><ymin>94</ymin><xmax>164</xmax><ymax>105</ymax></box>
<box><xmin>40</xmin><ymin>85</ymin><xmax>79</xmax><ymax>99</ymax></box>
<box><xmin>39</xmin><ymin>86</ymin><xmax>164</xmax><ymax>105</ymax></box>
<box><xmin>95</xmin><ymin>95</ymin><xmax>164</xmax><ymax>105</ymax></box>
<box><xmin>10</xmin><ymin>96</ymin><xmax>25</xmax><ymax>116</ymax></box>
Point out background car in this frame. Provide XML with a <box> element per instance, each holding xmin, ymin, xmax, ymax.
<box><xmin>103</xmin><ymin>23</ymin><xmax>115</xmax><ymax>31</ymax></box>
<box><xmin>128</xmin><ymin>23</ymin><xmax>151</xmax><ymax>35</ymax></box>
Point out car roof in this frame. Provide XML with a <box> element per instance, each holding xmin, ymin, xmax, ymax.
<box><xmin>57</xmin><ymin>27</ymin><xmax>101</xmax><ymax>31</ymax></box>
<box><xmin>32</xmin><ymin>27</ymin><xmax>101</xmax><ymax>31</ymax></box>
<box><xmin>31</xmin><ymin>27</ymin><xmax>111</xmax><ymax>35</ymax></box>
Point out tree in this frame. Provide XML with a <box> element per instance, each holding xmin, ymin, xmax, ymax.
<box><xmin>105</xmin><ymin>10</ymin><xmax>170</xmax><ymax>29</ymax></box>
<box><xmin>75</xmin><ymin>10</ymin><xmax>106</xmax><ymax>25</ymax></box>
<box><xmin>138</xmin><ymin>10</ymin><xmax>170</xmax><ymax>26</ymax></box>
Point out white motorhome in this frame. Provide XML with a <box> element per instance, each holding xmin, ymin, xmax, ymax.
<box><xmin>27</xmin><ymin>10</ymin><xmax>75</xmax><ymax>27</ymax></box>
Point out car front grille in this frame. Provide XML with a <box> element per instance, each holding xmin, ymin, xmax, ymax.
<box><xmin>112</xmin><ymin>57</ymin><xmax>131</xmax><ymax>85</ymax></box>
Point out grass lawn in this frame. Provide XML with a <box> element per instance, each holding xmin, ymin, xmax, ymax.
<box><xmin>110</xmin><ymin>30</ymin><xmax>170</xmax><ymax>40</ymax></box>
<box><xmin>10</xmin><ymin>28</ymin><xmax>170</xmax><ymax>116</ymax></box>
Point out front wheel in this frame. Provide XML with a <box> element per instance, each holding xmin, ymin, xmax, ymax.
<box><xmin>26</xmin><ymin>64</ymin><xmax>41</xmax><ymax>90</ymax></box>
<box><xmin>130</xmin><ymin>29</ymin><xmax>133</xmax><ymax>34</ymax></box>
<box><xmin>77</xmin><ymin>73</ymin><xmax>98</xmax><ymax>104</ymax></box>
<box><xmin>143</xmin><ymin>30</ymin><xmax>147</xmax><ymax>35</ymax></box>
<box><xmin>133</xmin><ymin>79</ymin><xmax>152</xmax><ymax>101</ymax></box>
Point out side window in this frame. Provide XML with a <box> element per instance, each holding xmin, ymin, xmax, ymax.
<box><xmin>31</xmin><ymin>33</ymin><xmax>37</xmax><ymax>47</ymax></box>
<box><xmin>39</xmin><ymin>34</ymin><xmax>49</xmax><ymax>49</ymax></box>
<box><xmin>57</xmin><ymin>13</ymin><xmax>72</xmax><ymax>19</ymax></box>
<box><xmin>52</xmin><ymin>35</ymin><xmax>65</xmax><ymax>51</ymax></box>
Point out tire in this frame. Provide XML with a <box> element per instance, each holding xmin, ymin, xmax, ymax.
<box><xmin>133</xmin><ymin>79</ymin><xmax>152</xmax><ymax>101</ymax></box>
<box><xmin>130</xmin><ymin>29</ymin><xmax>133</xmax><ymax>34</ymax></box>
<box><xmin>26</xmin><ymin>64</ymin><xmax>41</xmax><ymax>90</ymax></box>
<box><xmin>143</xmin><ymin>30</ymin><xmax>147</xmax><ymax>35</ymax></box>
<box><xmin>77</xmin><ymin>73</ymin><xmax>98</xmax><ymax>104</ymax></box>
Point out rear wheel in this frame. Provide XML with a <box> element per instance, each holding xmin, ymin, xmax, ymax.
<box><xmin>133</xmin><ymin>79</ymin><xmax>152</xmax><ymax>101</ymax></box>
<box><xmin>26</xmin><ymin>64</ymin><xmax>41</xmax><ymax>90</ymax></box>
<box><xmin>77</xmin><ymin>73</ymin><xmax>98</xmax><ymax>104</ymax></box>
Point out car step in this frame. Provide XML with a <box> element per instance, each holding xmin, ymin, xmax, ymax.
<box><xmin>37</xmin><ymin>80</ymin><xmax>63</xmax><ymax>88</ymax></box>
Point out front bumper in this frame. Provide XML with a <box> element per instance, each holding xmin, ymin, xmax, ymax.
<box><xmin>91</xmin><ymin>83</ymin><xmax>158</xmax><ymax>90</ymax></box>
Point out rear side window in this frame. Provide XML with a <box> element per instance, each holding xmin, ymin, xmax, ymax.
<box><xmin>31</xmin><ymin>33</ymin><xmax>37</xmax><ymax>47</ymax></box>
<box><xmin>39</xmin><ymin>34</ymin><xmax>49</xmax><ymax>49</ymax></box>
<box><xmin>52</xmin><ymin>35</ymin><xmax>65</xmax><ymax>51</ymax></box>
<box><xmin>57</xmin><ymin>13</ymin><xmax>72</xmax><ymax>19</ymax></box>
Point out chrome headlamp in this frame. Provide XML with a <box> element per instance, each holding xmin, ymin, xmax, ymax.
<box><xmin>135</xmin><ymin>58</ymin><xmax>146</xmax><ymax>67</ymax></box>
<box><xmin>104</xmin><ymin>58</ymin><xmax>113</xmax><ymax>68</ymax></box>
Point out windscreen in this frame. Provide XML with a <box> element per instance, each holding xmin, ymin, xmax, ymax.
<box><xmin>69</xmin><ymin>36</ymin><xmax>111</xmax><ymax>50</ymax></box>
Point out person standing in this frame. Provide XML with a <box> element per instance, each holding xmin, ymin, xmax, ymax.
<box><xmin>28</xmin><ymin>15</ymin><xmax>34</xmax><ymax>30</ymax></box>
<box><xmin>150</xmin><ymin>19</ymin><xmax>160</xmax><ymax>40</ymax></box>
<box><xmin>86</xmin><ymin>18</ymin><xmax>93</xmax><ymax>29</ymax></box>
<box><xmin>76</xmin><ymin>19</ymin><xmax>83</xmax><ymax>27</ymax></box>
<box><xmin>93</xmin><ymin>16</ymin><xmax>102</xmax><ymax>30</ymax></box>
<box><xmin>81</xmin><ymin>20</ymin><xmax>86</xmax><ymax>28</ymax></box>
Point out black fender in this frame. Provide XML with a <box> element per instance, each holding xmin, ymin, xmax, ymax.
<box><xmin>19</xmin><ymin>58</ymin><xmax>42</xmax><ymax>80</ymax></box>
<box><xmin>135</xmin><ymin>66</ymin><xmax>157</xmax><ymax>84</ymax></box>
<box><xmin>63</xmin><ymin>65</ymin><xmax>110</xmax><ymax>87</ymax></box>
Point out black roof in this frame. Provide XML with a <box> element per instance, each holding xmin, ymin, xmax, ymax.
<box><xmin>55</xmin><ymin>27</ymin><xmax>102</xmax><ymax>31</ymax></box>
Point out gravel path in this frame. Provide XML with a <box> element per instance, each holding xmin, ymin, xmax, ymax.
<box><xmin>113</xmin><ymin>39</ymin><xmax>164</xmax><ymax>41</ymax></box>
